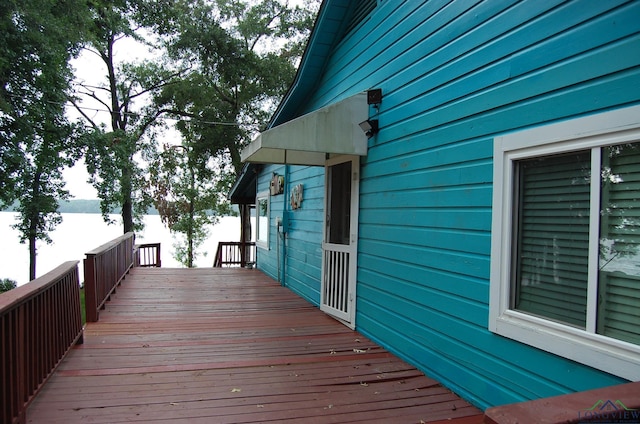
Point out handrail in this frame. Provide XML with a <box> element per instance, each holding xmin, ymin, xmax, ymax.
<box><xmin>1</xmin><ymin>262</ymin><xmax>83</xmax><ymax>424</ymax></box>
<box><xmin>214</xmin><ymin>241</ymin><xmax>256</xmax><ymax>267</ymax></box>
<box><xmin>135</xmin><ymin>242</ymin><xmax>161</xmax><ymax>268</ymax></box>
<box><xmin>84</xmin><ymin>232</ymin><xmax>136</xmax><ymax>323</ymax></box>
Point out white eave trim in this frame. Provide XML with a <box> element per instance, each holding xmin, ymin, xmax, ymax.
<box><xmin>241</xmin><ymin>92</ymin><xmax>369</xmax><ymax>166</ymax></box>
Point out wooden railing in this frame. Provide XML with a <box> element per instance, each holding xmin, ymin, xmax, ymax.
<box><xmin>84</xmin><ymin>232</ymin><xmax>136</xmax><ymax>323</ymax></box>
<box><xmin>214</xmin><ymin>241</ymin><xmax>256</xmax><ymax>267</ymax></box>
<box><xmin>135</xmin><ymin>242</ymin><xmax>161</xmax><ymax>267</ymax></box>
<box><xmin>1</xmin><ymin>262</ymin><xmax>83</xmax><ymax>424</ymax></box>
<box><xmin>84</xmin><ymin>234</ymin><xmax>162</xmax><ymax>322</ymax></box>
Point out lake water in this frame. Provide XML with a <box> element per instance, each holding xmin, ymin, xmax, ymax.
<box><xmin>0</xmin><ymin>212</ymin><xmax>241</xmax><ymax>286</ymax></box>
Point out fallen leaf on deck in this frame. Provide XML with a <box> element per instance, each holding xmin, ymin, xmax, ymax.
<box><xmin>353</xmin><ymin>348</ymin><xmax>367</xmax><ymax>353</ymax></box>
<box><xmin>231</xmin><ymin>388</ymin><xmax>242</xmax><ymax>393</ymax></box>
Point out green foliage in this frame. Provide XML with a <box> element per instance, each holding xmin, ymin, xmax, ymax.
<box><xmin>81</xmin><ymin>128</ymin><xmax>154</xmax><ymax>231</ymax></box>
<box><xmin>0</xmin><ymin>278</ymin><xmax>17</xmax><ymax>293</ymax></box>
<box><xmin>79</xmin><ymin>286</ymin><xmax>86</xmax><ymax>324</ymax></box>
<box><xmin>154</xmin><ymin>0</ymin><xmax>318</xmax><ymax>173</ymax></box>
<box><xmin>0</xmin><ymin>0</ymin><xmax>90</xmax><ymax>279</ymax></box>
<box><xmin>72</xmin><ymin>0</ymin><xmax>185</xmax><ymax>233</ymax></box>
<box><xmin>149</xmin><ymin>142</ymin><xmax>227</xmax><ymax>267</ymax></box>
<box><xmin>145</xmin><ymin>0</ymin><xmax>318</xmax><ymax>265</ymax></box>
<box><xmin>0</xmin><ymin>0</ymin><xmax>88</xmax><ymax>207</ymax></box>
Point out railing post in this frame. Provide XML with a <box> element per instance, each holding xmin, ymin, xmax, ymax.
<box><xmin>16</xmin><ymin>305</ymin><xmax>26</xmax><ymax>424</ymax></box>
<box><xmin>84</xmin><ymin>255</ymin><xmax>98</xmax><ymax>323</ymax></box>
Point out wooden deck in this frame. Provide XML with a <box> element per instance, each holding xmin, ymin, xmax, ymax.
<box><xmin>26</xmin><ymin>267</ymin><xmax>483</xmax><ymax>424</ymax></box>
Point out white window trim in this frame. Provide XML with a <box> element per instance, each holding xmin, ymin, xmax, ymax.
<box><xmin>490</xmin><ymin>105</ymin><xmax>640</xmax><ymax>380</ymax></box>
<box><xmin>256</xmin><ymin>190</ymin><xmax>269</xmax><ymax>250</ymax></box>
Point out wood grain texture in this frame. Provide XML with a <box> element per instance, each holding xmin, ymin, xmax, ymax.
<box><xmin>26</xmin><ymin>267</ymin><xmax>482</xmax><ymax>424</ymax></box>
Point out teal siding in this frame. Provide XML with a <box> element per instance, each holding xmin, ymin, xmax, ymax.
<box><xmin>256</xmin><ymin>165</ymin><xmax>325</xmax><ymax>305</ymax></box>
<box><xmin>281</xmin><ymin>166</ymin><xmax>325</xmax><ymax>305</ymax></box>
<box><xmin>255</xmin><ymin>0</ymin><xmax>639</xmax><ymax>410</ymax></box>
<box><xmin>255</xmin><ymin>165</ymin><xmax>281</xmax><ymax>281</ymax></box>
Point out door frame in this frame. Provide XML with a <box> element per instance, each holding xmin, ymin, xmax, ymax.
<box><xmin>320</xmin><ymin>155</ymin><xmax>360</xmax><ymax>329</ymax></box>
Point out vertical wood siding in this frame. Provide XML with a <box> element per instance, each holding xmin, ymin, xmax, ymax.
<box><xmin>256</xmin><ymin>0</ymin><xmax>640</xmax><ymax>409</ymax></box>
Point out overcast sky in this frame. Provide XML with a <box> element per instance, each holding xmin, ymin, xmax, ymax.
<box><xmin>63</xmin><ymin>36</ymin><xmax>158</xmax><ymax>199</ymax></box>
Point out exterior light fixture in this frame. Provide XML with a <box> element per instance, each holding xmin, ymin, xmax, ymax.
<box><xmin>359</xmin><ymin>119</ymin><xmax>379</xmax><ymax>138</ymax></box>
<box><xmin>367</xmin><ymin>88</ymin><xmax>382</xmax><ymax>105</ymax></box>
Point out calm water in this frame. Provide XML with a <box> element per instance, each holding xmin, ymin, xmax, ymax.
<box><xmin>0</xmin><ymin>212</ymin><xmax>241</xmax><ymax>286</ymax></box>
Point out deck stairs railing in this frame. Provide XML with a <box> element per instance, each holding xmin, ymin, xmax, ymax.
<box><xmin>134</xmin><ymin>242</ymin><xmax>161</xmax><ymax>268</ymax></box>
<box><xmin>0</xmin><ymin>233</ymin><xmax>160</xmax><ymax>424</ymax></box>
<box><xmin>213</xmin><ymin>241</ymin><xmax>256</xmax><ymax>268</ymax></box>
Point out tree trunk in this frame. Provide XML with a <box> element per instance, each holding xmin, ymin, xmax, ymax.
<box><xmin>28</xmin><ymin>170</ymin><xmax>42</xmax><ymax>281</ymax></box>
<box><xmin>28</xmin><ymin>229</ymin><xmax>37</xmax><ymax>281</ymax></box>
<box><xmin>121</xmin><ymin>162</ymin><xmax>134</xmax><ymax>233</ymax></box>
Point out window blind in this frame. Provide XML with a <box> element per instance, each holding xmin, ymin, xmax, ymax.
<box><xmin>598</xmin><ymin>142</ymin><xmax>640</xmax><ymax>344</ymax></box>
<box><xmin>513</xmin><ymin>152</ymin><xmax>591</xmax><ymax>328</ymax></box>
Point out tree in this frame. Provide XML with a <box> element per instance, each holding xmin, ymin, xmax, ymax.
<box><xmin>71</xmin><ymin>0</ymin><xmax>184</xmax><ymax>233</ymax></box>
<box><xmin>158</xmin><ymin>0</ymin><xmax>317</xmax><ymax>172</ymax></box>
<box><xmin>0</xmin><ymin>0</ymin><xmax>89</xmax><ymax>280</ymax></box>
<box><xmin>149</xmin><ymin>142</ymin><xmax>232</xmax><ymax>267</ymax></box>
<box><xmin>0</xmin><ymin>278</ymin><xmax>17</xmax><ymax>294</ymax></box>
<box><xmin>12</xmin><ymin>120</ymin><xmax>81</xmax><ymax>280</ymax></box>
<box><xmin>152</xmin><ymin>0</ymin><xmax>318</xmax><ymax>247</ymax></box>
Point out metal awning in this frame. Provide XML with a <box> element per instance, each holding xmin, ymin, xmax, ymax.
<box><xmin>240</xmin><ymin>92</ymin><xmax>369</xmax><ymax>166</ymax></box>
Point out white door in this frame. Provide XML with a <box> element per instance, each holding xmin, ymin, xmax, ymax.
<box><xmin>321</xmin><ymin>156</ymin><xmax>359</xmax><ymax>328</ymax></box>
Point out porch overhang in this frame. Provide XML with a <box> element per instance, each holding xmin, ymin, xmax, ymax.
<box><xmin>240</xmin><ymin>92</ymin><xmax>369</xmax><ymax>166</ymax></box>
<box><xmin>228</xmin><ymin>163</ymin><xmax>258</xmax><ymax>205</ymax></box>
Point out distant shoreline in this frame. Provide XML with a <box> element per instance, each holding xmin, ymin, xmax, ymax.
<box><xmin>3</xmin><ymin>199</ymin><xmax>159</xmax><ymax>215</ymax></box>
<box><xmin>2</xmin><ymin>200</ymin><xmax>239</xmax><ymax>216</ymax></box>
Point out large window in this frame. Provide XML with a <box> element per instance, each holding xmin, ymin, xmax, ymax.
<box><xmin>256</xmin><ymin>191</ymin><xmax>269</xmax><ymax>249</ymax></box>
<box><xmin>490</xmin><ymin>106</ymin><xmax>640</xmax><ymax>379</ymax></box>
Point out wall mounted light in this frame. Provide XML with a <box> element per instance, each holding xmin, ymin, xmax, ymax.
<box><xmin>367</xmin><ymin>88</ymin><xmax>382</xmax><ymax>105</ymax></box>
<box><xmin>359</xmin><ymin>119</ymin><xmax>379</xmax><ymax>138</ymax></box>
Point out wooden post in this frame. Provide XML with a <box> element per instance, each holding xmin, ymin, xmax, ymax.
<box><xmin>83</xmin><ymin>255</ymin><xmax>98</xmax><ymax>323</ymax></box>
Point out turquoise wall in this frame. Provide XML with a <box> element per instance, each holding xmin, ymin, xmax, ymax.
<box><xmin>255</xmin><ymin>0</ymin><xmax>639</xmax><ymax>410</ymax></box>
<box><xmin>256</xmin><ymin>164</ymin><xmax>325</xmax><ymax>306</ymax></box>
<box><xmin>255</xmin><ymin>164</ymin><xmax>280</xmax><ymax>281</ymax></box>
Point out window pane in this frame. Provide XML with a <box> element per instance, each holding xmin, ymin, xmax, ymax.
<box><xmin>598</xmin><ymin>142</ymin><xmax>640</xmax><ymax>345</ymax></box>
<box><xmin>257</xmin><ymin>197</ymin><xmax>268</xmax><ymax>243</ymax></box>
<box><xmin>513</xmin><ymin>152</ymin><xmax>591</xmax><ymax>327</ymax></box>
<box><xmin>327</xmin><ymin>161</ymin><xmax>351</xmax><ymax>245</ymax></box>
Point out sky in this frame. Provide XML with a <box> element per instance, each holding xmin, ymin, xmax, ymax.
<box><xmin>63</xmin><ymin>1</ymin><xmax>315</xmax><ymax>200</ymax></box>
<box><xmin>63</xmin><ymin>35</ymin><xmax>160</xmax><ymax>199</ymax></box>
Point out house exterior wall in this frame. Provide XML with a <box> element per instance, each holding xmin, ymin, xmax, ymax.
<box><xmin>256</xmin><ymin>164</ymin><xmax>326</xmax><ymax>305</ymax></box>
<box><xmin>253</xmin><ymin>0</ymin><xmax>639</xmax><ymax>409</ymax></box>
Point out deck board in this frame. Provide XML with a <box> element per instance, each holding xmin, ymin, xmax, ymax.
<box><xmin>27</xmin><ymin>268</ymin><xmax>483</xmax><ymax>423</ymax></box>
